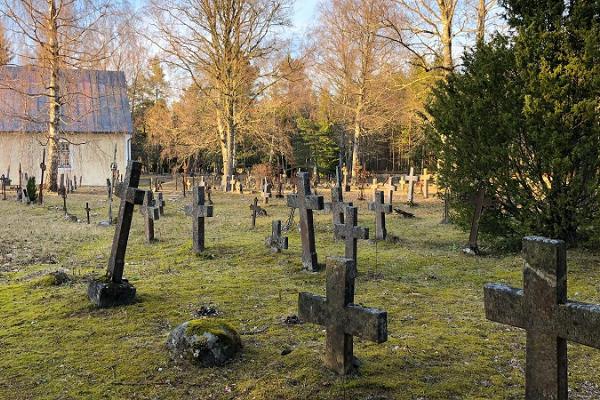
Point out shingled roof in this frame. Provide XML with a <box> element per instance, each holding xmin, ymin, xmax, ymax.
<box><xmin>0</xmin><ymin>66</ymin><xmax>133</xmax><ymax>134</ymax></box>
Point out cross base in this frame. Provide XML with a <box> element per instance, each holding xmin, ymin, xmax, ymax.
<box><xmin>87</xmin><ymin>279</ymin><xmax>136</xmax><ymax>308</ymax></box>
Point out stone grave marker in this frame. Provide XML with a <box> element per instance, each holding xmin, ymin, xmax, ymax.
<box><xmin>38</xmin><ymin>149</ymin><xmax>46</xmax><ymax>204</ymax></box>
<box><xmin>404</xmin><ymin>167</ymin><xmax>419</xmax><ymax>205</ymax></box>
<box><xmin>368</xmin><ymin>190</ymin><xmax>392</xmax><ymax>240</ymax></box>
<box><xmin>156</xmin><ymin>192</ymin><xmax>165</xmax><ymax>216</ymax></box>
<box><xmin>383</xmin><ymin>177</ymin><xmax>397</xmax><ymax>205</ymax></box>
<box><xmin>141</xmin><ymin>190</ymin><xmax>160</xmax><ymax>243</ymax></box>
<box><xmin>251</xmin><ymin>197</ymin><xmax>259</xmax><ymax>228</ymax></box>
<box><xmin>265</xmin><ymin>220</ymin><xmax>288</xmax><ymax>253</ymax></box>
<box><xmin>191</xmin><ymin>185</ymin><xmax>214</xmax><ymax>254</ymax></box>
<box><xmin>58</xmin><ymin>183</ymin><xmax>67</xmax><ymax>215</ymax></box>
<box><xmin>325</xmin><ymin>166</ymin><xmax>352</xmax><ymax>226</ymax></box>
<box><xmin>287</xmin><ymin>172</ymin><xmax>324</xmax><ymax>272</ymax></box>
<box><xmin>420</xmin><ymin>168</ymin><xmax>432</xmax><ymax>198</ymax></box>
<box><xmin>333</xmin><ymin>206</ymin><xmax>369</xmax><ymax>267</ymax></box>
<box><xmin>87</xmin><ymin>161</ymin><xmax>145</xmax><ymax>307</ymax></box>
<box><xmin>370</xmin><ymin>178</ymin><xmax>379</xmax><ymax>201</ymax></box>
<box><xmin>342</xmin><ymin>166</ymin><xmax>350</xmax><ymax>192</ymax></box>
<box><xmin>1</xmin><ymin>174</ymin><xmax>6</xmax><ymax>200</ymax></box>
<box><xmin>85</xmin><ymin>202</ymin><xmax>91</xmax><ymax>224</ymax></box>
<box><xmin>484</xmin><ymin>236</ymin><xmax>600</xmax><ymax>400</ymax></box>
<box><xmin>298</xmin><ymin>257</ymin><xmax>387</xmax><ymax>375</ymax></box>
<box><xmin>262</xmin><ymin>178</ymin><xmax>272</xmax><ymax>204</ymax></box>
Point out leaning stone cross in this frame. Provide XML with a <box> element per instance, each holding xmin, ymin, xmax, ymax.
<box><xmin>287</xmin><ymin>171</ymin><xmax>324</xmax><ymax>272</ymax></box>
<box><xmin>333</xmin><ymin>206</ymin><xmax>369</xmax><ymax>266</ymax></box>
<box><xmin>192</xmin><ymin>185</ymin><xmax>214</xmax><ymax>254</ymax></box>
<box><xmin>404</xmin><ymin>167</ymin><xmax>419</xmax><ymax>205</ymax></box>
<box><xmin>88</xmin><ymin>161</ymin><xmax>145</xmax><ymax>307</ymax></box>
<box><xmin>265</xmin><ymin>220</ymin><xmax>288</xmax><ymax>253</ymax></box>
<box><xmin>298</xmin><ymin>257</ymin><xmax>387</xmax><ymax>375</ymax></box>
<box><xmin>484</xmin><ymin>236</ymin><xmax>600</xmax><ymax>400</ymax></box>
<box><xmin>368</xmin><ymin>190</ymin><xmax>392</xmax><ymax>240</ymax></box>
<box><xmin>141</xmin><ymin>191</ymin><xmax>160</xmax><ymax>243</ymax></box>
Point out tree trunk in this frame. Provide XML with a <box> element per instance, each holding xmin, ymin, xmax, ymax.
<box><xmin>351</xmin><ymin>119</ymin><xmax>360</xmax><ymax>184</ymax></box>
<box><xmin>440</xmin><ymin>1</ymin><xmax>454</xmax><ymax>71</ymax></box>
<box><xmin>45</xmin><ymin>0</ymin><xmax>60</xmax><ymax>192</ymax></box>
<box><xmin>477</xmin><ymin>0</ymin><xmax>486</xmax><ymax>43</ymax></box>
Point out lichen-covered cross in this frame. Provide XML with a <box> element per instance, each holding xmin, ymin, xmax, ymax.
<box><xmin>108</xmin><ymin>161</ymin><xmax>146</xmax><ymax>283</ymax></box>
<box><xmin>327</xmin><ymin>184</ymin><xmax>352</xmax><ymax>226</ymax></box>
<box><xmin>484</xmin><ymin>236</ymin><xmax>600</xmax><ymax>400</ymax></box>
<box><xmin>266</xmin><ymin>220</ymin><xmax>288</xmax><ymax>253</ymax></box>
<box><xmin>368</xmin><ymin>191</ymin><xmax>392</xmax><ymax>240</ymax></box>
<box><xmin>299</xmin><ymin>257</ymin><xmax>387</xmax><ymax>375</ymax></box>
<box><xmin>287</xmin><ymin>172</ymin><xmax>324</xmax><ymax>271</ymax></box>
<box><xmin>192</xmin><ymin>185</ymin><xmax>214</xmax><ymax>254</ymax></box>
<box><xmin>333</xmin><ymin>206</ymin><xmax>368</xmax><ymax>266</ymax></box>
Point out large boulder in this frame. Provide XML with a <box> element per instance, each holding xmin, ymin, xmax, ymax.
<box><xmin>167</xmin><ymin>320</ymin><xmax>242</xmax><ymax>367</ymax></box>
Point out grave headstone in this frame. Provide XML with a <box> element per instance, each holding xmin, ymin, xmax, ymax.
<box><xmin>88</xmin><ymin>161</ymin><xmax>145</xmax><ymax>307</ymax></box>
<box><xmin>325</xmin><ymin>179</ymin><xmax>352</xmax><ymax>227</ymax></box>
<box><xmin>1</xmin><ymin>174</ymin><xmax>6</xmax><ymax>201</ymax></box>
<box><xmin>420</xmin><ymin>168</ymin><xmax>432</xmax><ymax>198</ymax></box>
<box><xmin>156</xmin><ymin>192</ymin><xmax>165</xmax><ymax>216</ymax></box>
<box><xmin>383</xmin><ymin>177</ymin><xmax>397</xmax><ymax>205</ymax></box>
<box><xmin>298</xmin><ymin>257</ymin><xmax>387</xmax><ymax>375</ymax></box>
<box><xmin>287</xmin><ymin>172</ymin><xmax>324</xmax><ymax>272</ymax></box>
<box><xmin>484</xmin><ymin>236</ymin><xmax>600</xmax><ymax>400</ymax></box>
<box><xmin>141</xmin><ymin>190</ymin><xmax>160</xmax><ymax>242</ymax></box>
<box><xmin>404</xmin><ymin>167</ymin><xmax>419</xmax><ymax>205</ymax></box>
<box><xmin>262</xmin><ymin>178</ymin><xmax>272</xmax><ymax>205</ymax></box>
<box><xmin>368</xmin><ymin>191</ymin><xmax>392</xmax><ymax>240</ymax></box>
<box><xmin>38</xmin><ymin>149</ymin><xmax>46</xmax><ymax>204</ymax></box>
<box><xmin>251</xmin><ymin>197</ymin><xmax>259</xmax><ymax>228</ymax></box>
<box><xmin>333</xmin><ymin>206</ymin><xmax>368</xmax><ymax>266</ymax></box>
<box><xmin>191</xmin><ymin>185</ymin><xmax>214</xmax><ymax>254</ymax></box>
<box><xmin>265</xmin><ymin>220</ymin><xmax>288</xmax><ymax>253</ymax></box>
<box><xmin>85</xmin><ymin>202</ymin><xmax>91</xmax><ymax>224</ymax></box>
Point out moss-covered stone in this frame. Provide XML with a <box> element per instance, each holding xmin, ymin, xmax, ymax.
<box><xmin>33</xmin><ymin>271</ymin><xmax>71</xmax><ymax>287</ymax></box>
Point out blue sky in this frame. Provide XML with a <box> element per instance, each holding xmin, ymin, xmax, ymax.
<box><xmin>292</xmin><ymin>0</ymin><xmax>319</xmax><ymax>31</ymax></box>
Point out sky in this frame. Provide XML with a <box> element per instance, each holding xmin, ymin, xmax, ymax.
<box><xmin>292</xmin><ymin>0</ymin><xmax>319</xmax><ymax>32</ymax></box>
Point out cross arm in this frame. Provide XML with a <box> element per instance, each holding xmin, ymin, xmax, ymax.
<box><xmin>305</xmin><ymin>195</ymin><xmax>324</xmax><ymax>210</ymax></box>
<box><xmin>116</xmin><ymin>186</ymin><xmax>145</xmax><ymax>205</ymax></box>
<box><xmin>557</xmin><ymin>301</ymin><xmax>600</xmax><ymax>348</ymax></box>
<box><xmin>298</xmin><ymin>292</ymin><xmax>328</xmax><ymax>326</ymax></box>
<box><xmin>483</xmin><ymin>284</ymin><xmax>526</xmax><ymax>329</ymax></box>
<box><xmin>344</xmin><ymin>305</ymin><xmax>387</xmax><ymax>343</ymax></box>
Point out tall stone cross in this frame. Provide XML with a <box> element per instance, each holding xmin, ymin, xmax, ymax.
<box><xmin>404</xmin><ymin>167</ymin><xmax>419</xmax><ymax>205</ymax></box>
<box><xmin>108</xmin><ymin>161</ymin><xmax>146</xmax><ymax>283</ymax></box>
<box><xmin>287</xmin><ymin>172</ymin><xmax>324</xmax><ymax>272</ymax></box>
<box><xmin>333</xmin><ymin>206</ymin><xmax>368</xmax><ymax>266</ymax></box>
<box><xmin>251</xmin><ymin>197</ymin><xmax>259</xmax><ymax>228</ymax></box>
<box><xmin>465</xmin><ymin>188</ymin><xmax>492</xmax><ymax>254</ymax></box>
<box><xmin>262</xmin><ymin>178</ymin><xmax>272</xmax><ymax>204</ymax></box>
<box><xmin>484</xmin><ymin>236</ymin><xmax>600</xmax><ymax>400</ymax></box>
<box><xmin>38</xmin><ymin>149</ymin><xmax>46</xmax><ymax>204</ymax></box>
<box><xmin>298</xmin><ymin>257</ymin><xmax>387</xmax><ymax>375</ymax></box>
<box><xmin>370</xmin><ymin>178</ymin><xmax>379</xmax><ymax>201</ymax></box>
<box><xmin>192</xmin><ymin>185</ymin><xmax>214</xmax><ymax>254</ymax></box>
<box><xmin>265</xmin><ymin>220</ymin><xmax>288</xmax><ymax>253</ymax></box>
<box><xmin>326</xmin><ymin>167</ymin><xmax>352</xmax><ymax>226</ymax></box>
<box><xmin>420</xmin><ymin>168</ymin><xmax>432</xmax><ymax>199</ymax></box>
<box><xmin>141</xmin><ymin>190</ymin><xmax>160</xmax><ymax>243</ymax></box>
<box><xmin>58</xmin><ymin>183</ymin><xmax>68</xmax><ymax>215</ymax></box>
<box><xmin>368</xmin><ymin>191</ymin><xmax>392</xmax><ymax>240</ymax></box>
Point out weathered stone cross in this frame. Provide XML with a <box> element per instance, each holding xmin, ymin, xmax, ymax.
<box><xmin>1</xmin><ymin>174</ymin><xmax>6</xmax><ymax>201</ymax></box>
<box><xmin>484</xmin><ymin>236</ymin><xmax>600</xmax><ymax>400</ymax></box>
<box><xmin>326</xmin><ymin>168</ymin><xmax>352</xmax><ymax>226</ymax></box>
<box><xmin>265</xmin><ymin>220</ymin><xmax>288</xmax><ymax>253</ymax></box>
<box><xmin>287</xmin><ymin>172</ymin><xmax>324</xmax><ymax>272</ymax></box>
<box><xmin>262</xmin><ymin>178</ymin><xmax>272</xmax><ymax>204</ymax></box>
<box><xmin>156</xmin><ymin>192</ymin><xmax>165</xmax><ymax>216</ymax></box>
<box><xmin>85</xmin><ymin>202</ymin><xmax>91</xmax><ymax>224</ymax></box>
<box><xmin>383</xmin><ymin>177</ymin><xmax>397</xmax><ymax>205</ymax></box>
<box><xmin>39</xmin><ymin>149</ymin><xmax>46</xmax><ymax>204</ymax></box>
<box><xmin>420</xmin><ymin>168</ymin><xmax>432</xmax><ymax>199</ymax></box>
<box><xmin>141</xmin><ymin>190</ymin><xmax>160</xmax><ymax>243</ymax></box>
<box><xmin>298</xmin><ymin>257</ymin><xmax>388</xmax><ymax>375</ymax></box>
<box><xmin>192</xmin><ymin>185</ymin><xmax>214</xmax><ymax>254</ymax></box>
<box><xmin>404</xmin><ymin>167</ymin><xmax>419</xmax><ymax>205</ymax></box>
<box><xmin>251</xmin><ymin>197</ymin><xmax>259</xmax><ymax>228</ymax></box>
<box><xmin>368</xmin><ymin>190</ymin><xmax>392</xmax><ymax>240</ymax></box>
<box><xmin>333</xmin><ymin>206</ymin><xmax>369</xmax><ymax>266</ymax></box>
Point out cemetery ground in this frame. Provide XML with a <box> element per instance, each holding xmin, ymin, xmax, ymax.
<box><xmin>1</xmin><ymin>186</ymin><xmax>599</xmax><ymax>400</ymax></box>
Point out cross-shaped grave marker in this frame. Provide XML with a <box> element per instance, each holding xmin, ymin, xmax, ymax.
<box><xmin>404</xmin><ymin>167</ymin><xmax>419</xmax><ymax>205</ymax></box>
<box><xmin>156</xmin><ymin>192</ymin><xmax>165</xmax><ymax>216</ymax></box>
<box><xmin>383</xmin><ymin>177</ymin><xmax>397</xmax><ymax>205</ymax></box>
<box><xmin>484</xmin><ymin>236</ymin><xmax>600</xmax><ymax>400</ymax></box>
<box><xmin>251</xmin><ymin>197</ymin><xmax>259</xmax><ymax>228</ymax></box>
<box><xmin>38</xmin><ymin>149</ymin><xmax>46</xmax><ymax>204</ymax></box>
<box><xmin>192</xmin><ymin>185</ymin><xmax>214</xmax><ymax>254</ymax></box>
<box><xmin>265</xmin><ymin>220</ymin><xmax>288</xmax><ymax>253</ymax></box>
<box><xmin>58</xmin><ymin>183</ymin><xmax>68</xmax><ymax>215</ymax></box>
<box><xmin>420</xmin><ymin>168</ymin><xmax>432</xmax><ymax>199</ymax></box>
<box><xmin>333</xmin><ymin>206</ymin><xmax>368</xmax><ymax>266</ymax></box>
<box><xmin>368</xmin><ymin>190</ymin><xmax>392</xmax><ymax>240</ymax></box>
<box><xmin>85</xmin><ymin>202</ymin><xmax>91</xmax><ymax>224</ymax></box>
<box><xmin>1</xmin><ymin>174</ymin><xmax>6</xmax><ymax>201</ymax></box>
<box><xmin>88</xmin><ymin>161</ymin><xmax>145</xmax><ymax>307</ymax></box>
<box><xmin>287</xmin><ymin>171</ymin><xmax>324</xmax><ymax>272</ymax></box>
<box><xmin>326</xmin><ymin>166</ymin><xmax>353</xmax><ymax>226</ymax></box>
<box><xmin>141</xmin><ymin>190</ymin><xmax>160</xmax><ymax>243</ymax></box>
<box><xmin>262</xmin><ymin>178</ymin><xmax>272</xmax><ymax>204</ymax></box>
<box><xmin>298</xmin><ymin>257</ymin><xmax>388</xmax><ymax>375</ymax></box>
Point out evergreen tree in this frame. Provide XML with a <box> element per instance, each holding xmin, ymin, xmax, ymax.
<box><xmin>429</xmin><ymin>0</ymin><xmax>600</xmax><ymax>245</ymax></box>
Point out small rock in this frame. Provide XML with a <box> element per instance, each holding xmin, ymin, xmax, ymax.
<box><xmin>282</xmin><ymin>315</ymin><xmax>301</xmax><ymax>325</ymax></box>
<box><xmin>193</xmin><ymin>305</ymin><xmax>219</xmax><ymax>317</ymax></box>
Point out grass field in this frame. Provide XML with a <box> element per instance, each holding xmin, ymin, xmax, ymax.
<box><xmin>1</xmin><ymin>183</ymin><xmax>599</xmax><ymax>399</ymax></box>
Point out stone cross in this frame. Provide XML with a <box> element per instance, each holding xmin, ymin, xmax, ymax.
<box><xmin>85</xmin><ymin>202</ymin><xmax>91</xmax><ymax>224</ymax></box>
<box><xmin>370</xmin><ymin>178</ymin><xmax>379</xmax><ymax>201</ymax></box>
<box><xmin>333</xmin><ymin>206</ymin><xmax>369</xmax><ymax>266</ymax></box>
<box><xmin>287</xmin><ymin>172</ymin><xmax>324</xmax><ymax>272</ymax></box>
<box><xmin>156</xmin><ymin>192</ymin><xmax>165</xmax><ymax>216</ymax></box>
<box><xmin>262</xmin><ymin>178</ymin><xmax>272</xmax><ymax>204</ymax></box>
<box><xmin>58</xmin><ymin>183</ymin><xmax>67</xmax><ymax>215</ymax></box>
<box><xmin>484</xmin><ymin>236</ymin><xmax>600</xmax><ymax>400</ymax></box>
<box><xmin>342</xmin><ymin>166</ymin><xmax>350</xmax><ymax>192</ymax></box>
<box><xmin>39</xmin><ymin>149</ymin><xmax>46</xmax><ymax>204</ymax></box>
<box><xmin>465</xmin><ymin>188</ymin><xmax>492</xmax><ymax>254</ymax></box>
<box><xmin>192</xmin><ymin>185</ymin><xmax>214</xmax><ymax>254</ymax></box>
<box><xmin>383</xmin><ymin>177</ymin><xmax>397</xmax><ymax>205</ymax></box>
<box><xmin>266</xmin><ymin>220</ymin><xmax>288</xmax><ymax>253</ymax></box>
<box><xmin>326</xmin><ymin>175</ymin><xmax>352</xmax><ymax>226</ymax></box>
<box><xmin>404</xmin><ymin>167</ymin><xmax>419</xmax><ymax>205</ymax></box>
<box><xmin>368</xmin><ymin>191</ymin><xmax>392</xmax><ymax>240</ymax></box>
<box><xmin>298</xmin><ymin>257</ymin><xmax>388</xmax><ymax>375</ymax></box>
<box><xmin>106</xmin><ymin>178</ymin><xmax>114</xmax><ymax>224</ymax></box>
<box><xmin>1</xmin><ymin>174</ymin><xmax>6</xmax><ymax>201</ymax></box>
<box><xmin>251</xmin><ymin>197</ymin><xmax>259</xmax><ymax>228</ymax></box>
<box><xmin>108</xmin><ymin>161</ymin><xmax>146</xmax><ymax>283</ymax></box>
<box><xmin>420</xmin><ymin>168</ymin><xmax>432</xmax><ymax>198</ymax></box>
<box><xmin>141</xmin><ymin>190</ymin><xmax>160</xmax><ymax>243</ymax></box>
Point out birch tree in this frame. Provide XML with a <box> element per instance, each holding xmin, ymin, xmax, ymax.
<box><xmin>148</xmin><ymin>0</ymin><xmax>292</xmax><ymax>185</ymax></box>
<box><xmin>0</xmin><ymin>22</ymin><xmax>11</xmax><ymax>65</ymax></box>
